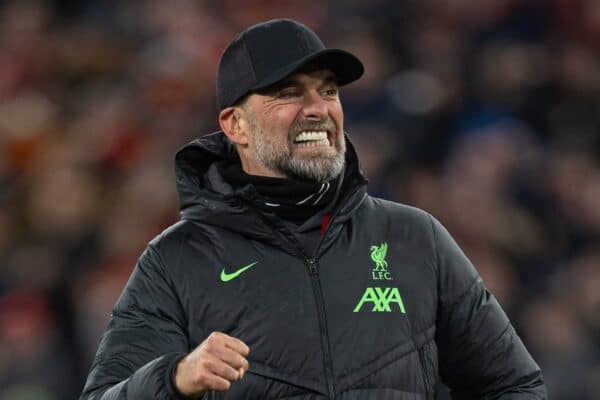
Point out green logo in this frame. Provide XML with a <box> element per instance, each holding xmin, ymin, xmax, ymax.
<box><xmin>353</xmin><ymin>287</ymin><xmax>406</xmax><ymax>313</ymax></box>
<box><xmin>371</xmin><ymin>242</ymin><xmax>388</xmax><ymax>269</ymax></box>
<box><xmin>220</xmin><ymin>262</ymin><xmax>258</xmax><ymax>282</ymax></box>
<box><xmin>370</xmin><ymin>242</ymin><xmax>392</xmax><ymax>280</ymax></box>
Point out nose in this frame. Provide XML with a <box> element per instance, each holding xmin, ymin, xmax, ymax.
<box><xmin>301</xmin><ymin>90</ymin><xmax>328</xmax><ymax>121</ymax></box>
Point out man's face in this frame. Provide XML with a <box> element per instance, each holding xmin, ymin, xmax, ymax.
<box><xmin>240</xmin><ymin>68</ymin><xmax>346</xmax><ymax>182</ymax></box>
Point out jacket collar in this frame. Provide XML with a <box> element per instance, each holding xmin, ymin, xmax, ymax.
<box><xmin>174</xmin><ymin>131</ymin><xmax>368</xmax><ymax>245</ymax></box>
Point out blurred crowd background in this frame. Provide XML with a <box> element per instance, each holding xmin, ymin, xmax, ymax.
<box><xmin>1</xmin><ymin>0</ymin><xmax>599</xmax><ymax>398</ymax></box>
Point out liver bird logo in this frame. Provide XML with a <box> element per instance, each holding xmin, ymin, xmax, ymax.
<box><xmin>370</xmin><ymin>243</ymin><xmax>388</xmax><ymax>271</ymax></box>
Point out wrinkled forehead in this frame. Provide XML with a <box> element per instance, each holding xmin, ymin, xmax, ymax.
<box><xmin>236</xmin><ymin>62</ymin><xmax>338</xmax><ymax>108</ymax></box>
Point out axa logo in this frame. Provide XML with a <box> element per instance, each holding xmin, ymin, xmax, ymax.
<box><xmin>370</xmin><ymin>242</ymin><xmax>392</xmax><ymax>281</ymax></box>
<box><xmin>353</xmin><ymin>287</ymin><xmax>406</xmax><ymax>313</ymax></box>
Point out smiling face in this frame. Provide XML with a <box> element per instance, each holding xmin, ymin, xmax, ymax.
<box><xmin>220</xmin><ymin>67</ymin><xmax>346</xmax><ymax>182</ymax></box>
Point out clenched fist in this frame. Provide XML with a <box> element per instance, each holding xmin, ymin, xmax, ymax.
<box><xmin>173</xmin><ymin>332</ymin><xmax>250</xmax><ymax>397</ymax></box>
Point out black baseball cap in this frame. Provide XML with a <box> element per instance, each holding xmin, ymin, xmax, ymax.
<box><xmin>216</xmin><ymin>18</ymin><xmax>364</xmax><ymax>110</ymax></box>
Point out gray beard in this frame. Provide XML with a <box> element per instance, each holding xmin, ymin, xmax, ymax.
<box><xmin>248</xmin><ymin>116</ymin><xmax>346</xmax><ymax>183</ymax></box>
<box><xmin>278</xmin><ymin>150</ymin><xmax>345</xmax><ymax>182</ymax></box>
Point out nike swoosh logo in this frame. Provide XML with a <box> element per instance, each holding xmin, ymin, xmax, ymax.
<box><xmin>220</xmin><ymin>262</ymin><xmax>259</xmax><ymax>282</ymax></box>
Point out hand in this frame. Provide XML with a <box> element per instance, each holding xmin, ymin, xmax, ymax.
<box><xmin>173</xmin><ymin>331</ymin><xmax>250</xmax><ymax>398</ymax></box>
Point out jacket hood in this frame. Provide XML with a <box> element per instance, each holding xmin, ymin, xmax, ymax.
<box><xmin>174</xmin><ymin>131</ymin><xmax>368</xmax><ymax>245</ymax></box>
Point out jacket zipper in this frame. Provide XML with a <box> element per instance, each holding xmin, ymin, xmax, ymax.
<box><xmin>242</xmin><ymin>187</ymin><xmax>364</xmax><ymax>399</ymax></box>
<box><xmin>306</xmin><ymin>257</ymin><xmax>336</xmax><ymax>399</ymax></box>
<box><xmin>241</xmin><ymin>209</ymin><xmax>339</xmax><ymax>398</ymax></box>
<box><xmin>303</xmin><ymin>187</ymin><xmax>364</xmax><ymax>399</ymax></box>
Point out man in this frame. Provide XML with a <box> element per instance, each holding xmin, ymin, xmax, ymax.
<box><xmin>80</xmin><ymin>19</ymin><xmax>547</xmax><ymax>399</ymax></box>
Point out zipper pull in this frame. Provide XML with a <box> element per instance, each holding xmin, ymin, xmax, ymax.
<box><xmin>307</xmin><ymin>258</ymin><xmax>317</xmax><ymax>274</ymax></box>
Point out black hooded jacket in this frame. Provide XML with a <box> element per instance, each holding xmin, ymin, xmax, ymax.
<box><xmin>80</xmin><ymin>132</ymin><xmax>547</xmax><ymax>399</ymax></box>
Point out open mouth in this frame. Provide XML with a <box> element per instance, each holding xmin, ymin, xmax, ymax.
<box><xmin>293</xmin><ymin>130</ymin><xmax>331</xmax><ymax>148</ymax></box>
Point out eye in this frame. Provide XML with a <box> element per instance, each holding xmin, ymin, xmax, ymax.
<box><xmin>278</xmin><ymin>88</ymin><xmax>301</xmax><ymax>98</ymax></box>
<box><xmin>322</xmin><ymin>87</ymin><xmax>338</xmax><ymax>97</ymax></box>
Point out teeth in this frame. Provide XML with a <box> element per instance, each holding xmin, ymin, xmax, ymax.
<box><xmin>296</xmin><ymin>138</ymin><xmax>329</xmax><ymax>147</ymax></box>
<box><xmin>294</xmin><ymin>131</ymin><xmax>328</xmax><ymax>143</ymax></box>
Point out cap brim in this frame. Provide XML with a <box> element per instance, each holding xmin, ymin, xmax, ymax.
<box><xmin>249</xmin><ymin>49</ymin><xmax>364</xmax><ymax>93</ymax></box>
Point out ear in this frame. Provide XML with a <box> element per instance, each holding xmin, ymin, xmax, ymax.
<box><xmin>219</xmin><ymin>106</ymin><xmax>249</xmax><ymax>146</ymax></box>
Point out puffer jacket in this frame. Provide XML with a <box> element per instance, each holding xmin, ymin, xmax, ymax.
<box><xmin>80</xmin><ymin>132</ymin><xmax>547</xmax><ymax>399</ymax></box>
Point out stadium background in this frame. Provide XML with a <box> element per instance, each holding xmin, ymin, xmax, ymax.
<box><xmin>1</xmin><ymin>0</ymin><xmax>599</xmax><ymax>398</ymax></box>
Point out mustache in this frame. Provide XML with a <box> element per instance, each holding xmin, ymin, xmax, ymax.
<box><xmin>289</xmin><ymin>117</ymin><xmax>337</xmax><ymax>137</ymax></box>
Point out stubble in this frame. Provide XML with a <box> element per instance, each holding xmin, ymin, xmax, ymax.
<box><xmin>245</xmin><ymin>110</ymin><xmax>346</xmax><ymax>182</ymax></box>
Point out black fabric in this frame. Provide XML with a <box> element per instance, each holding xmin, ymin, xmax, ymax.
<box><xmin>174</xmin><ymin>132</ymin><xmax>367</xmax><ymax>258</ymax></box>
<box><xmin>80</xmin><ymin>131</ymin><xmax>547</xmax><ymax>400</ymax></box>
<box><xmin>216</xmin><ymin>18</ymin><xmax>364</xmax><ymax>109</ymax></box>
<box><xmin>217</xmin><ymin>161</ymin><xmax>338</xmax><ymax>224</ymax></box>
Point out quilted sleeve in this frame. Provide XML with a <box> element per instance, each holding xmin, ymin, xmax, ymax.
<box><xmin>430</xmin><ymin>215</ymin><xmax>547</xmax><ymax>399</ymax></box>
<box><xmin>79</xmin><ymin>244</ymin><xmax>190</xmax><ymax>400</ymax></box>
